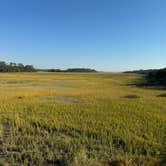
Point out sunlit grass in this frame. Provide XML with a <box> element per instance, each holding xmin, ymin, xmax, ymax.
<box><xmin>0</xmin><ymin>72</ymin><xmax>165</xmax><ymax>165</ymax></box>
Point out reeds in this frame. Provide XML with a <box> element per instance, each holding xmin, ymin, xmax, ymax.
<box><xmin>0</xmin><ymin>72</ymin><xmax>165</xmax><ymax>165</ymax></box>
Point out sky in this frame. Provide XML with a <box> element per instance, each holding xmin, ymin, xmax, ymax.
<box><xmin>0</xmin><ymin>0</ymin><xmax>166</xmax><ymax>71</ymax></box>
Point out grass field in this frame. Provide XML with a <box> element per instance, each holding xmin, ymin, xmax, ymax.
<box><xmin>0</xmin><ymin>72</ymin><xmax>165</xmax><ymax>165</ymax></box>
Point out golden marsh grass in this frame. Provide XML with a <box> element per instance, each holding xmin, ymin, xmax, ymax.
<box><xmin>0</xmin><ymin>72</ymin><xmax>165</xmax><ymax>165</ymax></box>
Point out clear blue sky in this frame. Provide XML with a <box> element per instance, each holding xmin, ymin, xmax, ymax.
<box><xmin>0</xmin><ymin>0</ymin><xmax>166</xmax><ymax>71</ymax></box>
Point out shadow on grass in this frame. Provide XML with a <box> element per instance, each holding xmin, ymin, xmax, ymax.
<box><xmin>157</xmin><ymin>93</ymin><xmax>166</xmax><ymax>98</ymax></box>
<box><xmin>126</xmin><ymin>77</ymin><xmax>166</xmax><ymax>90</ymax></box>
<box><xmin>123</xmin><ymin>94</ymin><xmax>140</xmax><ymax>99</ymax></box>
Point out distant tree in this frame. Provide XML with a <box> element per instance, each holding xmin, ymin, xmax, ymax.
<box><xmin>37</xmin><ymin>68</ymin><xmax>97</xmax><ymax>73</ymax></box>
<box><xmin>9</xmin><ymin>62</ymin><xmax>16</xmax><ymax>67</ymax></box>
<box><xmin>0</xmin><ymin>61</ymin><xmax>7</xmax><ymax>72</ymax></box>
<box><xmin>17</xmin><ymin>63</ymin><xmax>25</xmax><ymax>72</ymax></box>
<box><xmin>124</xmin><ymin>68</ymin><xmax>166</xmax><ymax>87</ymax></box>
<box><xmin>0</xmin><ymin>61</ymin><xmax>6</xmax><ymax>66</ymax></box>
<box><xmin>146</xmin><ymin>68</ymin><xmax>166</xmax><ymax>86</ymax></box>
<box><xmin>0</xmin><ymin>61</ymin><xmax>36</xmax><ymax>72</ymax></box>
<box><xmin>65</xmin><ymin>68</ymin><xmax>97</xmax><ymax>72</ymax></box>
<box><xmin>47</xmin><ymin>69</ymin><xmax>62</xmax><ymax>72</ymax></box>
<box><xmin>24</xmin><ymin>65</ymin><xmax>36</xmax><ymax>72</ymax></box>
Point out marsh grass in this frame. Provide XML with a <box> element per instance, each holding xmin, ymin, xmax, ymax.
<box><xmin>0</xmin><ymin>72</ymin><xmax>165</xmax><ymax>165</ymax></box>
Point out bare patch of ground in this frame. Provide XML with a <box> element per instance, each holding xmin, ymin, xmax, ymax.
<box><xmin>46</xmin><ymin>96</ymin><xmax>81</xmax><ymax>104</ymax></box>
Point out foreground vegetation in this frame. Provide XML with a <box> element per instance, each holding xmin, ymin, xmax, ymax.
<box><xmin>0</xmin><ymin>72</ymin><xmax>165</xmax><ymax>165</ymax></box>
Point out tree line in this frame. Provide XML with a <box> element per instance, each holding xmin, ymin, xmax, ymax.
<box><xmin>0</xmin><ymin>61</ymin><xmax>36</xmax><ymax>72</ymax></box>
<box><xmin>124</xmin><ymin>69</ymin><xmax>157</xmax><ymax>75</ymax></box>
<box><xmin>146</xmin><ymin>68</ymin><xmax>166</xmax><ymax>86</ymax></box>
<box><xmin>0</xmin><ymin>61</ymin><xmax>97</xmax><ymax>73</ymax></box>
<box><xmin>124</xmin><ymin>68</ymin><xmax>166</xmax><ymax>87</ymax></box>
<box><xmin>38</xmin><ymin>68</ymin><xmax>97</xmax><ymax>73</ymax></box>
